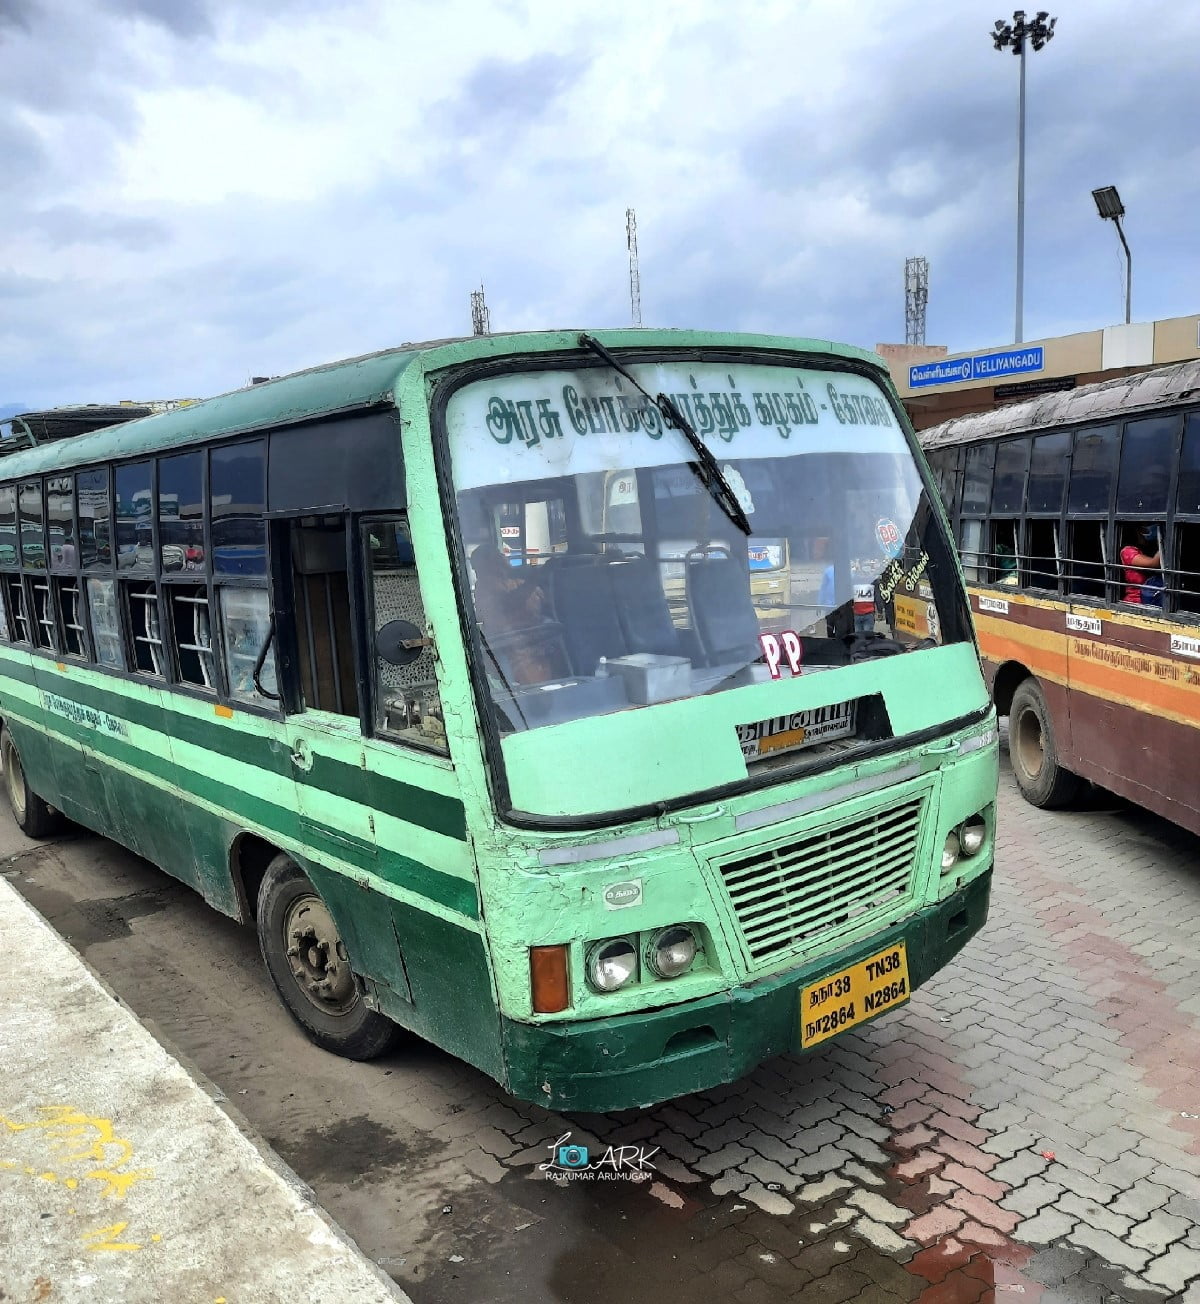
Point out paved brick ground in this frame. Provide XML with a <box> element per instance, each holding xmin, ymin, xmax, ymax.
<box><xmin>444</xmin><ymin>738</ymin><xmax>1200</xmax><ymax>1302</ymax></box>
<box><xmin>5</xmin><ymin>735</ymin><xmax>1200</xmax><ymax>1303</ymax></box>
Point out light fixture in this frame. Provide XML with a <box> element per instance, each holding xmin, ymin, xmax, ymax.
<box><xmin>1092</xmin><ymin>186</ymin><xmax>1132</xmax><ymax>325</ymax></box>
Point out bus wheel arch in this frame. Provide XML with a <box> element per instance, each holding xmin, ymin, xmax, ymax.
<box><xmin>991</xmin><ymin>660</ymin><xmax>1032</xmax><ymax>717</ymax></box>
<box><xmin>1</xmin><ymin>725</ymin><xmax>64</xmax><ymax>839</ymax></box>
<box><xmin>229</xmin><ymin>832</ymin><xmax>281</xmax><ymax>926</ymax></box>
<box><xmin>255</xmin><ymin>852</ymin><xmax>402</xmax><ymax>1060</ymax></box>
<box><xmin>1008</xmin><ymin>677</ymin><xmax>1082</xmax><ymax>810</ymax></box>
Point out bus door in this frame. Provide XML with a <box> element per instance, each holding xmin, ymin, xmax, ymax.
<box><xmin>278</xmin><ymin>517</ymin><xmax>380</xmax><ymax>865</ymax></box>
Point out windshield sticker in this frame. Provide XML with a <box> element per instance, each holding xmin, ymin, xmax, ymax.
<box><xmin>759</xmin><ymin>629</ymin><xmax>805</xmax><ymax>679</ymax></box>
<box><xmin>737</xmin><ymin>702</ymin><xmax>858</xmax><ymax>763</ymax></box>
<box><xmin>878</xmin><ymin>552</ymin><xmax>931</xmax><ymax>604</ymax></box>
<box><xmin>446</xmin><ymin>363</ymin><xmax>904</xmax><ymax>490</ymax></box>
<box><xmin>721</xmin><ymin>464</ymin><xmax>755</xmax><ymax>514</ymax></box>
<box><xmin>875</xmin><ymin>518</ymin><xmax>903</xmax><ymax>559</ymax></box>
<box><xmin>892</xmin><ymin>595</ymin><xmax>930</xmax><ymax>639</ymax></box>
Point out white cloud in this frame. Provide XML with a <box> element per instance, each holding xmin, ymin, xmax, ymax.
<box><xmin>2</xmin><ymin>0</ymin><xmax>1199</xmax><ymax>409</ymax></box>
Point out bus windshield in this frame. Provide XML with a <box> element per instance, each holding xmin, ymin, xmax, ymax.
<box><xmin>445</xmin><ymin>357</ymin><xmax>969</xmax><ymax>748</ymax></box>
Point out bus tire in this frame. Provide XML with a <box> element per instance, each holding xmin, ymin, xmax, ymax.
<box><xmin>1</xmin><ymin>727</ymin><xmax>64</xmax><ymax>839</ymax></box>
<box><xmin>256</xmin><ymin>854</ymin><xmax>401</xmax><ymax>1061</ymax></box>
<box><xmin>1008</xmin><ymin>678</ymin><xmax>1082</xmax><ymax>809</ymax></box>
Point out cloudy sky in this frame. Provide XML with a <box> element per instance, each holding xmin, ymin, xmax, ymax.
<box><xmin>2</xmin><ymin>0</ymin><xmax>1198</xmax><ymax>415</ymax></box>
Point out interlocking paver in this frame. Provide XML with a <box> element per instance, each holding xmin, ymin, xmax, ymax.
<box><xmin>989</xmin><ymin>1149</ymin><xmax>1050</xmax><ymax>1185</ymax></box>
<box><xmin>1127</xmin><ymin>1209</ymin><xmax>1191</xmax><ymax>1255</ymax></box>
<box><xmin>1067</xmin><ymin>1223</ymin><xmax>1151</xmax><ymax>1274</ymax></box>
<box><xmin>1017</xmin><ymin>1206</ymin><xmax>1078</xmax><ymax>1245</ymax></box>
<box><xmin>846</xmin><ymin>1189</ymin><xmax>908</xmax><ymax>1226</ymax></box>
<box><xmin>906</xmin><ymin>1205</ymin><xmax>967</xmax><ymax>1245</ymax></box>
<box><xmin>999</xmin><ymin>1175</ymin><xmax>1065</xmax><ymax>1217</ymax></box>
<box><xmin>1143</xmin><ymin>1243</ymin><xmax>1200</xmax><ymax>1293</ymax></box>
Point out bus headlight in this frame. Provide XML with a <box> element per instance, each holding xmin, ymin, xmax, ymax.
<box><xmin>959</xmin><ymin>814</ymin><xmax>987</xmax><ymax>856</ymax></box>
<box><xmin>586</xmin><ymin>937</ymin><xmax>638</xmax><ymax>993</ymax></box>
<box><xmin>941</xmin><ymin>831</ymin><xmax>961</xmax><ymax>873</ymax></box>
<box><xmin>646</xmin><ymin>925</ymin><xmax>698</xmax><ymax>979</ymax></box>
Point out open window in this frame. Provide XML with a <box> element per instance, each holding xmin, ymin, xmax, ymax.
<box><xmin>1066</xmin><ymin>521</ymin><xmax>1108</xmax><ymax>600</ymax></box>
<box><xmin>4</xmin><ymin>576</ymin><xmax>29</xmax><ymax>643</ymax></box>
<box><xmin>1066</xmin><ymin>425</ymin><xmax>1118</xmax><ymax>600</ymax></box>
<box><xmin>1172</xmin><ymin>414</ymin><xmax>1200</xmax><ymax>616</ymax></box>
<box><xmin>55</xmin><ymin>577</ymin><xmax>88</xmax><ymax>659</ymax></box>
<box><xmin>169</xmin><ymin>585</ymin><xmax>215</xmax><ymax>689</ymax></box>
<box><xmin>29</xmin><ymin>575</ymin><xmax>57</xmax><ymax>651</ymax></box>
<box><xmin>1175</xmin><ymin>524</ymin><xmax>1200</xmax><ymax>615</ymax></box>
<box><xmin>987</xmin><ymin>520</ymin><xmax>1021</xmax><ymax>586</ymax></box>
<box><xmin>1025</xmin><ymin>520</ymin><xmax>1061</xmax><ymax>592</ymax></box>
<box><xmin>363</xmin><ymin>519</ymin><xmax>447</xmax><ymax>753</ymax></box>
<box><xmin>126</xmin><ymin>582</ymin><xmax>165</xmax><ymax>676</ymax></box>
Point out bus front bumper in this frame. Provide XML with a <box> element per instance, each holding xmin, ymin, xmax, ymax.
<box><xmin>500</xmin><ymin>870</ymin><xmax>991</xmax><ymax>1113</ymax></box>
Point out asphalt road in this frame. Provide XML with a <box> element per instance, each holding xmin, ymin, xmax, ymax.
<box><xmin>3</xmin><ymin>740</ymin><xmax>1199</xmax><ymax>1304</ymax></box>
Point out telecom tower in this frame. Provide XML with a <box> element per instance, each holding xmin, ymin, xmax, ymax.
<box><xmin>626</xmin><ymin>208</ymin><xmax>642</xmax><ymax>327</ymax></box>
<box><xmin>470</xmin><ymin>283</ymin><xmax>491</xmax><ymax>336</ymax></box>
<box><xmin>904</xmin><ymin>256</ymin><xmax>929</xmax><ymax>346</ymax></box>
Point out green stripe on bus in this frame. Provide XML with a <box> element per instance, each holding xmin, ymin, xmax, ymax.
<box><xmin>0</xmin><ymin>656</ymin><xmax>467</xmax><ymax>841</ymax></box>
<box><xmin>1</xmin><ymin>692</ymin><xmax>479</xmax><ymax>920</ymax></box>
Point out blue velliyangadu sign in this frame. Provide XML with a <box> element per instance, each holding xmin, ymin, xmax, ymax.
<box><xmin>909</xmin><ymin>346</ymin><xmax>1044</xmax><ymax>389</ymax></box>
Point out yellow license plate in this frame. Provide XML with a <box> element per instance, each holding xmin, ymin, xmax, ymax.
<box><xmin>799</xmin><ymin>941</ymin><xmax>910</xmax><ymax>1048</ymax></box>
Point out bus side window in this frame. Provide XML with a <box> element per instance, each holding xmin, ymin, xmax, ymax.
<box><xmin>3</xmin><ymin>575</ymin><xmax>29</xmax><ymax>643</ymax></box>
<box><xmin>1175</xmin><ymin>413</ymin><xmax>1200</xmax><ymax>614</ymax></box>
<box><xmin>958</xmin><ymin>444</ymin><xmax>993</xmax><ymax>584</ymax></box>
<box><xmin>288</xmin><ymin>517</ymin><xmax>359</xmax><ymax>717</ymax></box>
<box><xmin>1066</xmin><ymin>425</ymin><xmax>1118</xmax><ymax>599</ymax></box>
<box><xmin>987</xmin><ymin>438</ymin><xmax>1028</xmax><ymax>586</ymax></box>
<box><xmin>363</xmin><ymin>519</ymin><xmax>447</xmax><ymax>754</ymax></box>
<box><xmin>1066</xmin><ymin>522</ymin><xmax>1108</xmax><ymax>600</ymax></box>
<box><xmin>1025</xmin><ymin>432</ymin><xmax>1069</xmax><ymax>593</ymax></box>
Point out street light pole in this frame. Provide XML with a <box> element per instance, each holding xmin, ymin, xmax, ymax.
<box><xmin>1092</xmin><ymin>186</ymin><xmax>1132</xmax><ymax>325</ymax></box>
<box><xmin>992</xmin><ymin>10</ymin><xmax>1057</xmax><ymax>345</ymax></box>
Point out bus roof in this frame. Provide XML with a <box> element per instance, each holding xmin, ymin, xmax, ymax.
<box><xmin>0</xmin><ymin>329</ymin><xmax>888</xmax><ymax>478</ymax></box>
<box><xmin>919</xmin><ymin>357</ymin><xmax>1200</xmax><ymax>451</ymax></box>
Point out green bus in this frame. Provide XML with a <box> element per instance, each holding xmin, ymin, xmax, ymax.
<box><xmin>0</xmin><ymin>331</ymin><xmax>997</xmax><ymax>1110</ymax></box>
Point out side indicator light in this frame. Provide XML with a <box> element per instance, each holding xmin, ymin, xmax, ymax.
<box><xmin>530</xmin><ymin>945</ymin><xmax>570</xmax><ymax>1013</ymax></box>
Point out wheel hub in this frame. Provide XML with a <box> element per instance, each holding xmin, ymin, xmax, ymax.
<box><xmin>1014</xmin><ymin>706</ymin><xmax>1044</xmax><ymax>779</ymax></box>
<box><xmin>283</xmin><ymin>896</ymin><xmax>356</xmax><ymax>1014</ymax></box>
<box><xmin>4</xmin><ymin>739</ymin><xmax>26</xmax><ymax>822</ymax></box>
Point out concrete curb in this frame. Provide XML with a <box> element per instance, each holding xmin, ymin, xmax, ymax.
<box><xmin>0</xmin><ymin>869</ymin><xmax>413</xmax><ymax>1304</ymax></box>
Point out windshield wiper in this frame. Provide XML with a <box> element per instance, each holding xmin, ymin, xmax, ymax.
<box><xmin>578</xmin><ymin>334</ymin><xmax>752</xmax><ymax>536</ymax></box>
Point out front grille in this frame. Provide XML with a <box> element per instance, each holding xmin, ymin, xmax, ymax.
<box><xmin>714</xmin><ymin>795</ymin><xmax>925</xmax><ymax>965</ymax></box>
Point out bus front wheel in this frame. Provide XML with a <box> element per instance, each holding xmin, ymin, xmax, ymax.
<box><xmin>1009</xmin><ymin>679</ymin><xmax>1082</xmax><ymax>809</ymax></box>
<box><xmin>1</xmin><ymin>727</ymin><xmax>63</xmax><ymax>839</ymax></box>
<box><xmin>256</xmin><ymin>854</ymin><xmax>401</xmax><ymax>1060</ymax></box>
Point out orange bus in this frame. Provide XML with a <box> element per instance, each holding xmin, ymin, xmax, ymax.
<box><xmin>919</xmin><ymin>361</ymin><xmax>1200</xmax><ymax>833</ymax></box>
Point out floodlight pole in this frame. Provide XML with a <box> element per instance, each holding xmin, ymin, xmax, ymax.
<box><xmin>992</xmin><ymin>10</ymin><xmax>1057</xmax><ymax>345</ymax></box>
<box><xmin>1015</xmin><ymin>39</ymin><xmax>1027</xmax><ymax>344</ymax></box>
